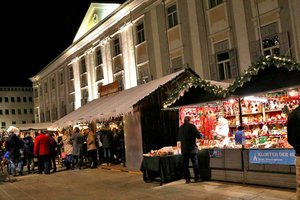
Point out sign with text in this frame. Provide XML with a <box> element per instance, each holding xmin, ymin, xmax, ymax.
<box><xmin>249</xmin><ymin>149</ymin><xmax>295</xmax><ymax>165</ymax></box>
<box><xmin>99</xmin><ymin>81</ymin><xmax>119</xmax><ymax>97</ymax></box>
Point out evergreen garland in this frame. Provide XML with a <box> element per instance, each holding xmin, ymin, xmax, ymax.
<box><xmin>163</xmin><ymin>77</ymin><xmax>227</xmax><ymax>108</ymax></box>
<box><xmin>228</xmin><ymin>55</ymin><xmax>300</xmax><ymax>93</ymax></box>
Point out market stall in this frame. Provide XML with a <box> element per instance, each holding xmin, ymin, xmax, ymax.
<box><xmin>50</xmin><ymin>69</ymin><xmax>199</xmax><ymax>171</ymax></box>
<box><xmin>164</xmin><ymin>56</ymin><xmax>300</xmax><ymax>188</ymax></box>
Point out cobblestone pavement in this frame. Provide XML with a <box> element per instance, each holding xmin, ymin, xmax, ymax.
<box><xmin>0</xmin><ymin>167</ymin><xmax>297</xmax><ymax>200</ymax></box>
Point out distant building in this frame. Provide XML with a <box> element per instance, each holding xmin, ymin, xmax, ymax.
<box><xmin>0</xmin><ymin>87</ymin><xmax>34</xmax><ymax>130</ymax></box>
<box><xmin>31</xmin><ymin>0</ymin><xmax>300</xmax><ymax>123</ymax></box>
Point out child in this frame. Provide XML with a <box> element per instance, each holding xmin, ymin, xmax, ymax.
<box><xmin>235</xmin><ymin>126</ymin><xmax>245</xmax><ymax>145</ymax></box>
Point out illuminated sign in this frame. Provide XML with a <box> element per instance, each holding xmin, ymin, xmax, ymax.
<box><xmin>249</xmin><ymin>149</ymin><xmax>295</xmax><ymax>165</ymax></box>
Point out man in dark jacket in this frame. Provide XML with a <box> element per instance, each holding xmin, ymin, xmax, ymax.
<box><xmin>287</xmin><ymin>105</ymin><xmax>300</xmax><ymax>196</ymax></box>
<box><xmin>23</xmin><ymin>133</ymin><xmax>34</xmax><ymax>173</ymax></box>
<box><xmin>71</xmin><ymin>127</ymin><xmax>84</xmax><ymax>169</ymax></box>
<box><xmin>178</xmin><ymin>116</ymin><xmax>202</xmax><ymax>184</ymax></box>
<box><xmin>100</xmin><ymin>123</ymin><xmax>114</xmax><ymax>166</ymax></box>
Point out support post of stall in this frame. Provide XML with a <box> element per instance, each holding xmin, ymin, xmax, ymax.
<box><xmin>238</xmin><ymin>97</ymin><xmax>247</xmax><ymax>184</ymax></box>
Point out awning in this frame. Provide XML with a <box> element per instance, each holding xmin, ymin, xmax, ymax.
<box><xmin>50</xmin><ymin>69</ymin><xmax>192</xmax><ymax>129</ymax></box>
<box><xmin>16</xmin><ymin>123</ymin><xmax>53</xmax><ymax>131</ymax></box>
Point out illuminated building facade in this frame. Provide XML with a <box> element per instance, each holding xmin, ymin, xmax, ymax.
<box><xmin>31</xmin><ymin>0</ymin><xmax>300</xmax><ymax>123</ymax></box>
<box><xmin>0</xmin><ymin>87</ymin><xmax>34</xmax><ymax>129</ymax></box>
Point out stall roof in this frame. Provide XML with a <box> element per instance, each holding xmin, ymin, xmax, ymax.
<box><xmin>50</xmin><ymin>69</ymin><xmax>196</xmax><ymax>129</ymax></box>
<box><xmin>228</xmin><ymin>56</ymin><xmax>300</xmax><ymax>96</ymax></box>
<box><xmin>163</xmin><ymin>78</ymin><xmax>230</xmax><ymax>109</ymax></box>
<box><xmin>16</xmin><ymin>123</ymin><xmax>53</xmax><ymax>131</ymax></box>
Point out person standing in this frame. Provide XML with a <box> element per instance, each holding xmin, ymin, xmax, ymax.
<box><xmin>85</xmin><ymin>127</ymin><xmax>97</xmax><ymax>168</ymax></box>
<box><xmin>287</xmin><ymin>105</ymin><xmax>300</xmax><ymax>197</ymax></box>
<box><xmin>49</xmin><ymin>133</ymin><xmax>58</xmax><ymax>173</ymax></box>
<box><xmin>23</xmin><ymin>133</ymin><xmax>34</xmax><ymax>173</ymax></box>
<box><xmin>235</xmin><ymin>126</ymin><xmax>245</xmax><ymax>145</ymax></box>
<box><xmin>100</xmin><ymin>123</ymin><xmax>114</xmax><ymax>166</ymax></box>
<box><xmin>34</xmin><ymin>131</ymin><xmax>51</xmax><ymax>174</ymax></box>
<box><xmin>71</xmin><ymin>127</ymin><xmax>84</xmax><ymax>169</ymax></box>
<box><xmin>62</xmin><ymin>130</ymin><xmax>73</xmax><ymax>170</ymax></box>
<box><xmin>178</xmin><ymin>116</ymin><xmax>202</xmax><ymax>184</ymax></box>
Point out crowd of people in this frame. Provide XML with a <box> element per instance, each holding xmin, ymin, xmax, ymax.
<box><xmin>0</xmin><ymin>122</ymin><xmax>124</xmax><ymax>176</ymax></box>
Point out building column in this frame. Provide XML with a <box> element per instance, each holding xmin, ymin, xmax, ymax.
<box><xmin>85</xmin><ymin>49</ymin><xmax>94</xmax><ymax>101</ymax></box>
<box><xmin>289</xmin><ymin>0</ymin><xmax>300</xmax><ymax>60</ymax></box>
<box><xmin>102</xmin><ymin>38</ymin><xmax>113</xmax><ymax>84</ymax></box>
<box><xmin>55</xmin><ymin>72</ymin><xmax>61</xmax><ymax>119</ymax></box>
<box><xmin>121</xmin><ymin>24</ymin><xmax>137</xmax><ymax>89</ymax></box>
<box><xmin>187</xmin><ymin>0</ymin><xmax>204</xmax><ymax>78</ymax></box>
<box><xmin>231</xmin><ymin>0</ymin><xmax>251</xmax><ymax>73</ymax></box>
<box><xmin>73</xmin><ymin>59</ymin><xmax>82</xmax><ymax>110</ymax></box>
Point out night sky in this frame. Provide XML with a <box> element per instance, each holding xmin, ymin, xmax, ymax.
<box><xmin>1</xmin><ymin>0</ymin><xmax>125</xmax><ymax>87</ymax></box>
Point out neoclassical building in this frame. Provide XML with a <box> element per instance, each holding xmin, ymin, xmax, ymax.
<box><xmin>31</xmin><ymin>0</ymin><xmax>300</xmax><ymax>123</ymax></box>
<box><xmin>0</xmin><ymin>87</ymin><xmax>34</xmax><ymax>129</ymax></box>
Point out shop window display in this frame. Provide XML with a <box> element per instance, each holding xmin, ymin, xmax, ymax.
<box><xmin>179</xmin><ymin>87</ymin><xmax>300</xmax><ymax>149</ymax></box>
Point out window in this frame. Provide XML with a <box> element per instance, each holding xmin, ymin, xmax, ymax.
<box><xmin>32</xmin><ymin>120</ymin><xmax>35</xmax><ymax>123</ymax></box>
<box><xmin>167</xmin><ymin>4</ymin><xmax>178</xmax><ymax>29</ymax></box>
<box><xmin>29</xmin><ymin>97</ymin><xmax>33</xmax><ymax>102</ymax></box>
<box><xmin>209</xmin><ymin>0</ymin><xmax>223</xmax><ymax>9</ymax></box>
<box><xmin>217</xmin><ymin>52</ymin><xmax>232</xmax><ymax>80</ymax></box>
<box><xmin>60</xmin><ymin>71</ymin><xmax>64</xmax><ymax>85</ymax></box>
<box><xmin>51</xmin><ymin>77</ymin><xmax>55</xmax><ymax>89</ymax></box>
<box><xmin>17</xmin><ymin>97</ymin><xmax>21</xmax><ymax>102</ymax></box>
<box><xmin>44</xmin><ymin>82</ymin><xmax>48</xmax><ymax>93</ymax></box>
<box><xmin>18</xmin><ymin>109</ymin><xmax>21</xmax><ymax>115</ymax></box>
<box><xmin>114</xmin><ymin>73</ymin><xmax>124</xmax><ymax>91</ymax></box>
<box><xmin>80</xmin><ymin>58</ymin><xmax>87</xmax><ymax>74</ymax></box>
<box><xmin>96</xmin><ymin>66</ymin><xmax>104</xmax><ymax>81</ymax></box>
<box><xmin>5</xmin><ymin>109</ymin><xmax>9</xmax><ymax>115</ymax></box>
<box><xmin>81</xmin><ymin>89</ymin><xmax>89</xmax><ymax>106</ymax></box>
<box><xmin>0</xmin><ymin>97</ymin><xmax>2</xmax><ymax>102</ymax></box>
<box><xmin>171</xmin><ymin>56</ymin><xmax>183</xmax><ymax>72</ymax></box>
<box><xmin>113</xmin><ymin>38</ymin><xmax>121</xmax><ymax>56</ymax></box>
<box><xmin>0</xmin><ymin>110</ymin><xmax>2</xmax><ymax>115</ymax></box>
<box><xmin>95</xmin><ymin>49</ymin><xmax>103</xmax><ymax>66</ymax></box>
<box><xmin>24</xmin><ymin>109</ymin><xmax>27</xmax><ymax>114</ymax></box>
<box><xmin>136</xmin><ymin>23</ymin><xmax>145</xmax><ymax>44</ymax></box>
<box><xmin>11</xmin><ymin>109</ymin><xmax>15</xmax><ymax>115</ymax></box>
<box><xmin>11</xmin><ymin>97</ymin><xmax>15</xmax><ymax>102</ymax></box>
<box><xmin>69</xmin><ymin>66</ymin><xmax>74</xmax><ymax>79</ymax></box>
<box><xmin>34</xmin><ymin>88</ymin><xmax>38</xmax><ymax>98</ymax></box>
<box><xmin>23</xmin><ymin>97</ymin><xmax>27</xmax><ymax>102</ymax></box>
<box><xmin>22</xmin><ymin>121</ymin><xmax>26</xmax><ymax>124</ymax></box>
<box><xmin>80</xmin><ymin>75</ymin><xmax>88</xmax><ymax>88</ymax></box>
<box><xmin>30</xmin><ymin>108</ymin><xmax>33</xmax><ymax>114</ymax></box>
<box><xmin>1</xmin><ymin>122</ymin><xmax>6</xmax><ymax>128</ymax></box>
<box><xmin>5</xmin><ymin>97</ymin><xmax>8</xmax><ymax>102</ymax></box>
<box><xmin>12</xmin><ymin>121</ymin><xmax>16</xmax><ymax>125</ymax></box>
<box><xmin>263</xmin><ymin>36</ymin><xmax>280</xmax><ymax>56</ymax></box>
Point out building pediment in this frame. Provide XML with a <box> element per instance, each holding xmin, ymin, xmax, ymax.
<box><xmin>73</xmin><ymin>3</ymin><xmax>120</xmax><ymax>43</ymax></box>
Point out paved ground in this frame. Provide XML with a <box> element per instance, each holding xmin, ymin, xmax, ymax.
<box><xmin>0</xmin><ymin>167</ymin><xmax>297</xmax><ymax>200</ymax></box>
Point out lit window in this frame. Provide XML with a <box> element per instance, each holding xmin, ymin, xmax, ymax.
<box><xmin>167</xmin><ymin>4</ymin><xmax>178</xmax><ymax>29</ymax></box>
<box><xmin>263</xmin><ymin>36</ymin><xmax>280</xmax><ymax>56</ymax></box>
<box><xmin>209</xmin><ymin>0</ymin><xmax>223</xmax><ymax>9</ymax></box>
<box><xmin>217</xmin><ymin>52</ymin><xmax>232</xmax><ymax>80</ymax></box>
<box><xmin>136</xmin><ymin>23</ymin><xmax>145</xmax><ymax>44</ymax></box>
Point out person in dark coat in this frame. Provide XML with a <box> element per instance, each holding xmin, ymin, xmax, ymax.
<box><xmin>5</xmin><ymin>132</ymin><xmax>24</xmax><ymax>176</ymax></box>
<box><xmin>71</xmin><ymin>127</ymin><xmax>84</xmax><ymax>169</ymax></box>
<box><xmin>23</xmin><ymin>133</ymin><xmax>34</xmax><ymax>173</ymax></box>
<box><xmin>49</xmin><ymin>133</ymin><xmax>58</xmax><ymax>173</ymax></box>
<box><xmin>287</xmin><ymin>105</ymin><xmax>300</xmax><ymax>196</ymax></box>
<box><xmin>34</xmin><ymin>132</ymin><xmax>51</xmax><ymax>174</ymax></box>
<box><xmin>178</xmin><ymin>116</ymin><xmax>202</xmax><ymax>184</ymax></box>
<box><xmin>100</xmin><ymin>123</ymin><xmax>114</xmax><ymax>166</ymax></box>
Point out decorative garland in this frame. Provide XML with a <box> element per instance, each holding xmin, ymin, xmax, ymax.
<box><xmin>164</xmin><ymin>56</ymin><xmax>300</xmax><ymax>108</ymax></box>
<box><xmin>163</xmin><ymin>76</ymin><xmax>227</xmax><ymax>108</ymax></box>
<box><xmin>228</xmin><ymin>55</ymin><xmax>300</xmax><ymax>93</ymax></box>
